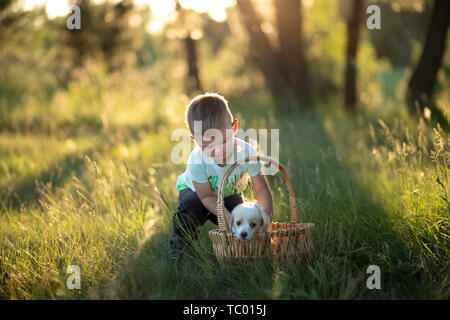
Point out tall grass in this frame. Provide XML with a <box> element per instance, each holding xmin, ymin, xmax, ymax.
<box><xmin>0</xmin><ymin>63</ymin><xmax>448</xmax><ymax>299</ymax></box>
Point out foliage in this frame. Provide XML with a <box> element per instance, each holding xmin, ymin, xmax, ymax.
<box><xmin>0</xmin><ymin>0</ymin><xmax>448</xmax><ymax>300</ymax></box>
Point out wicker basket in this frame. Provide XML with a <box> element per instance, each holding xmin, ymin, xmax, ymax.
<box><xmin>208</xmin><ymin>155</ymin><xmax>314</xmax><ymax>265</ymax></box>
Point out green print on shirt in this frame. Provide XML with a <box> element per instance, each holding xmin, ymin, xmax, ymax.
<box><xmin>209</xmin><ymin>172</ymin><xmax>245</xmax><ymax>197</ymax></box>
<box><xmin>208</xmin><ymin>175</ymin><xmax>219</xmax><ymax>192</ymax></box>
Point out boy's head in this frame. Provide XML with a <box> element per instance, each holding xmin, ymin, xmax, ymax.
<box><xmin>185</xmin><ymin>93</ymin><xmax>238</xmax><ymax>164</ymax></box>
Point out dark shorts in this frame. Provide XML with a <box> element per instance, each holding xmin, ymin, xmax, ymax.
<box><xmin>172</xmin><ymin>188</ymin><xmax>244</xmax><ymax>240</ymax></box>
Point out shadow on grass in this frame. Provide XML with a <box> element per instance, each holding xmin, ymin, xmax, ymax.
<box><xmin>1</xmin><ymin>123</ymin><xmax>156</xmax><ymax>210</ymax></box>
<box><xmin>2</xmin><ymin>150</ymin><xmax>91</xmax><ymax>209</ymax></box>
<box><xmin>269</xmin><ymin>107</ymin><xmax>443</xmax><ymax>299</ymax></box>
<box><xmin>105</xmin><ymin>106</ymin><xmax>445</xmax><ymax>299</ymax></box>
<box><xmin>0</xmin><ymin>115</ymin><xmax>165</xmax><ymax>142</ymax></box>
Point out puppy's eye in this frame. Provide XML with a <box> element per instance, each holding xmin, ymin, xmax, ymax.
<box><xmin>250</xmin><ymin>222</ymin><xmax>256</xmax><ymax>228</ymax></box>
<box><xmin>236</xmin><ymin>221</ymin><xmax>241</xmax><ymax>226</ymax></box>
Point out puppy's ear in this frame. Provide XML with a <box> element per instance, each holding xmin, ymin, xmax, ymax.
<box><xmin>230</xmin><ymin>212</ymin><xmax>236</xmax><ymax>234</ymax></box>
<box><xmin>255</xmin><ymin>203</ymin><xmax>270</xmax><ymax>231</ymax></box>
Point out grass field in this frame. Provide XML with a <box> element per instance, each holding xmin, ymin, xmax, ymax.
<box><xmin>0</xmin><ymin>67</ymin><xmax>449</xmax><ymax>299</ymax></box>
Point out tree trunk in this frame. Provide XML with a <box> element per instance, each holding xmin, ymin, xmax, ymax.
<box><xmin>344</xmin><ymin>0</ymin><xmax>362</xmax><ymax>110</ymax></box>
<box><xmin>236</xmin><ymin>0</ymin><xmax>289</xmax><ymax>98</ymax></box>
<box><xmin>406</xmin><ymin>0</ymin><xmax>449</xmax><ymax>129</ymax></box>
<box><xmin>185</xmin><ymin>35</ymin><xmax>202</xmax><ymax>94</ymax></box>
<box><xmin>275</xmin><ymin>0</ymin><xmax>311</xmax><ymax>104</ymax></box>
<box><xmin>174</xmin><ymin>0</ymin><xmax>202</xmax><ymax>95</ymax></box>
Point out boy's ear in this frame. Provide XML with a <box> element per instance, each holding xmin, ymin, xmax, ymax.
<box><xmin>232</xmin><ymin>119</ymin><xmax>238</xmax><ymax>133</ymax></box>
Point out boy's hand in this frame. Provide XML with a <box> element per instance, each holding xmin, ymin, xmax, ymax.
<box><xmin>251</xmin><ymin>173</ymin><xmax>274</xmax><ymax>221</ymax></box>
<box><xmin>193</xmin><ymin>180</ymin><xmax>235</xmax><ymax>231</ymax></box>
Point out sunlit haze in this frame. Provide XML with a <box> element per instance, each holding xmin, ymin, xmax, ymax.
<box><xmin>22</xmin><ymin>0</ymin><xmax>236</xmax><ymax>31</ymax></box>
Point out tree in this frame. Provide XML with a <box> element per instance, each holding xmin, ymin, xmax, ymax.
<box><xmin>0</xmin><ymin>0</ymin><xmax>29</xmax><ymax>46</ymax></box>
<box><xmin>184</xmin><ymin>35</ymin><xmax>202</xmax><ymax>94</ymax></box>
<box><xmin>343</xmin><ymin>0</ymin><xmax>363</xmax><ymax>110</ymax></box>
<box><xmin>0</xmin><ymin>0</ymin><xmax>15</xmax><ymax>49</ymax></box>
<box><xmin>236</xmin><ymin>0</ymin><xmax>289</xmax><ymax>99</ymax></box>
<box><xmin>62</xmin><ymin>0</ymin><xmax>135</xmax><ymax>71</ymax></box>
<box><xmin>274</xmin><ymin>0</ymin><xmax>311</xmax><ymax>104</ymax></box>
<box><xmin>174</xmin><ymin>1</ymin><xmax>203</xmax><ymax>94</ymax></box>
<box><xmin>406</xmin><ymin>0</ymin><xmax>449</xmax><ymax>129</ymax></box>
<box><xmin>0</xmin><ymin>0</ymin><xmax>12</xmax><ymax>15</ymax></box>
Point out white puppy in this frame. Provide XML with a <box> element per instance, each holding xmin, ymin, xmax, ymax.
<box><xmin>231</xmin><ymin>202</ymin><xmax>271</xmax><ymax>241</ymax></box>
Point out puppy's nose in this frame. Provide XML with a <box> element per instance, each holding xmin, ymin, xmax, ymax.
<box><xmin>241</xmin><ymin>232</ymin><xmax>247</xmax><ymax>239</ymax></box>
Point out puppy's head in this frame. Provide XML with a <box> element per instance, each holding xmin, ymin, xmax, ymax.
<box><xmin>231</xmin><ymin>202</ymin><xmax>270</xmax><ymax>241</ymax></box>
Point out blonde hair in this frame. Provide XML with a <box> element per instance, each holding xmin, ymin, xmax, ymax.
<box><xmin>185</xmin><ymin>93</ymin><xmax>233</xmax><ymax>136</ymax></box>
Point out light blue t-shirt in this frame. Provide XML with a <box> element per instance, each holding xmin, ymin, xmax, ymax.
<box><xmin>176</xmin><ymin>137</ymin><xmax>262</xmax><ymax>197</ymax></box>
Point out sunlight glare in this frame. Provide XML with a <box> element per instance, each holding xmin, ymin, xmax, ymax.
<box><xmin>190</xmin><ymin>28</ymin><xmax>204</xmax><ymax>40</ymax></box>
<box><xmin>23</xmin><ymin>0</ymin><xmax>45</xmax><ymax>11</ymax></box>
<box><xmin>133</xmin><ymin>0</ymin><xmax>150</xmax><ymax>9</ymax></box>
<box><xmin>180</xmin><ymin>0</ymin><xmax>235</xmax><ymax>22</ymax></box>
<box><xmin>146</xmin><ymin>20</ymin><xmax>164</xmax><ymax>35</ymax></box>
<box><xmin>208</xmin><ymin>6</ymin><xmax>227</xmax><ymax>23</ymax></box>
<box><xmin>45</xmin><ymin>0</ymin><xmax>71</xmax><ymax>19</ymax></box>
<box><xmin>180</xmin><ymin>0</ymin><xmax>208</xmax><ymax>13</ymax></box>
<box><xmin>303</xmin><ymin>0</ymin><xmax>314</xmax><ymax>7</ymax></box>
<box><xmin>148</xmin><ymin>0</ymin><xmax>176</xmax><ymax>18</ymax></box>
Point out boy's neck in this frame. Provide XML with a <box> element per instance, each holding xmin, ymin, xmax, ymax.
<box><xmin>215</xmin><ymin>137</ymin><xmax>235</xmax><ymax>167</ymax></box>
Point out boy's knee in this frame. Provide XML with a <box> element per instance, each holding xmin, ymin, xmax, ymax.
<box><xmin>178</xmin><ymin>191</ymin><xmax>205</xmax><ymax>218</ymax></box>
<box><xmin>173</xmin><ymin>189</ymin><xmax>208</xmax><ymax>231</ymax></box>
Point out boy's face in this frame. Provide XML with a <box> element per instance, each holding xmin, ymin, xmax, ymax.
<box><xmin>191</xmin><ymin>119</ymin><xmax>238</xmax><ymax>165</ymax></box>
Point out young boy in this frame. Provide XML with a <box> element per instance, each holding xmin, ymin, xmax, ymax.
<box><xmin>169</xmin><ymin>93</ymin><xmax>274</xmax><ymax>260</ymax></box>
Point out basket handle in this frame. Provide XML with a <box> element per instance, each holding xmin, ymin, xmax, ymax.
<box><xmin>216</xmin><ymin>155</ymin><xmax>298</xmax><ymax>233</ymax></box>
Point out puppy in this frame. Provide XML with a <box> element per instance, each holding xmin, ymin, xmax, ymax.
<box><xmin>231</xmin><ymin>202</ymin><xmax>271</xmax><ymax>241</ymax></box>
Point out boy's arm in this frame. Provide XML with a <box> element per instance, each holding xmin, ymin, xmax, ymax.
<box><xmin>251</xmin><ymin>173</ymin><xmax>274</xmax><ymax>221</ymax></box>
<box><xmin>193</xmin><ymin>181</ymin><xmax>233</xmax><ymax>230</ymax></box>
